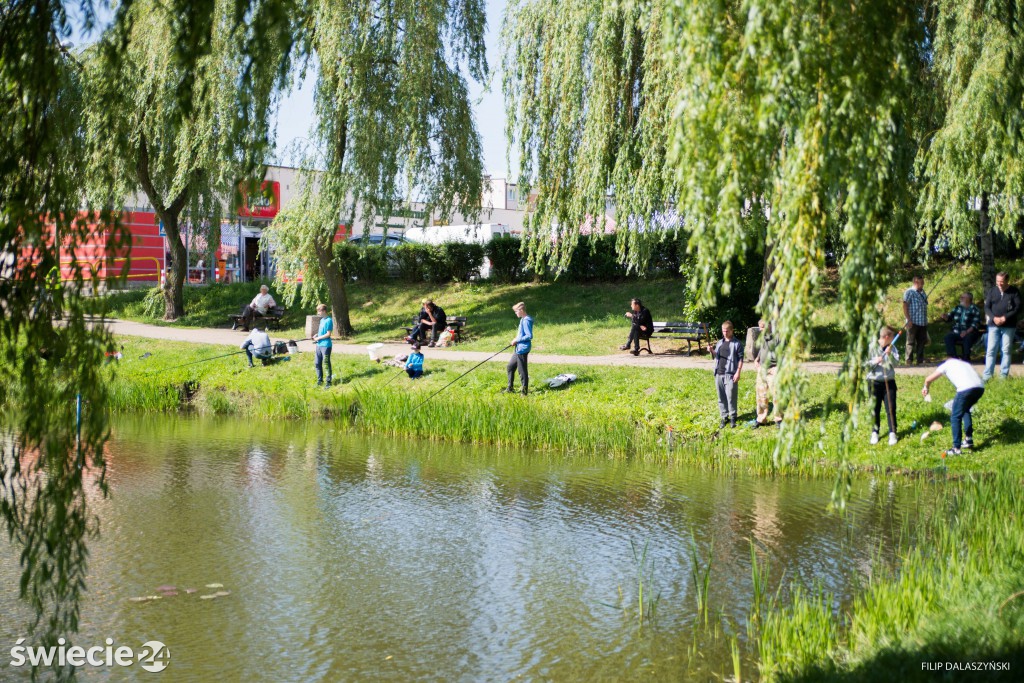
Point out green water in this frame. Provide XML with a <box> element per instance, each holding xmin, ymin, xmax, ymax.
<box><xmin>0</xmin><ymin>416</ymin><xmax>931</xmax><ymax>681</ymax></box>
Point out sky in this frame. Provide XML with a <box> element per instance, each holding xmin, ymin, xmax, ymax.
<box><xmin>271</xmin><ymin>0</ymin><xmax>514</xmax><ymax>178</ymax></box>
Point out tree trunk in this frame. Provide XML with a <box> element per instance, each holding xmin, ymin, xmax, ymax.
<box><xmin>164</xmin><ymin>214</ymin><xmax>188</xmax><ymax>320</ymax></box>
<box><xmin>135</xmin><ymin>133</ymin><xmax>192</xmax><ymax>320</ymax></box>
<box><xmin>316</xmin><ymin>242</ymin><xmax>353</xmax><ymax>336</ymax></box>
<box><xmin>760</xmin><ymin>237</ymin><xmax>774</xmax><ymax>302</ymax></box>
<box><xmin>979</xmin><ymin>192</ymin><xmax>996</xmax><ymax>293</ymax></box>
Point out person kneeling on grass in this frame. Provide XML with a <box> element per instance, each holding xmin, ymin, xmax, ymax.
<box><xmin>312</xmin><ymin>303</ymin><xmax>334</xmax><ymax>387</ymax></box>
<box><xmin>241</xmin><ymin>328</ymin><xmax>274</xmax><ymax>367</ymax></box>
<box><xmin>866</xmin><ymin>325</ymin><xmax>900</xmax><ymax>446</ymax></box>
<box><xmin>922</xmin><ymin>354</ymin><xmax>985</xmax><ymax>456</ymax></box>
<box><xmin>406</xmin><ymin>343</ymin><xmax>425</xmax><ymax>379</ymax></box>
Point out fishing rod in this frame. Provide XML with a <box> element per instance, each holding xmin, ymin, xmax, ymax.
<box><xmin>923</xmin><ymin>263</ymin><xmax>957</xmax><ymax>300</ymax></box>
<box><xmin>144</xmin><ymin>340</ymin><xmax>301</xmax><ymax>375</ymax></box>
<box><xmin>411</xmin><ymin>344</ymin><xmax>513</xmax><ymax>411</ymax></box>
<box><xmin>381</xmin><ymin>365</ymin><xmax>406</xmax><ymax>387</ymax></box>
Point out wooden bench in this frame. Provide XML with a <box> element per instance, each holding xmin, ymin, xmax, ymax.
<box><xmin>402</xmin><ymin>315</ymin><xmax>467</xmax><ymax>344</ymax></box>
<box><xmin>648</xmin><ymin>321</ymin><xmax>715</xmax><ymax>355</ymax></box>
<box><xmin>229</xmin><ymin>305</ymin><xmax>287</xmax><ymax>330</ymax></box>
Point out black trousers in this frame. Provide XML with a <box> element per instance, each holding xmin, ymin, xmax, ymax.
<box><xmin>507</xmin><ymin>352</ymin><xmax>529</xmax><ymax>393</ymax></box>
<box><xmin>626</xmin><ymin>327</ymin><xmax>651</xmax><ymax>352</ymax></box>
<box><xmin>871</xmin><ymin>379</ymin><xmax>898</xmax><ymax>434</ymax></box>
<box><xmin>411</xmin><ymin>319</ymin><xmax>446</xmax><ymax>343</ymax></box>
<box><xmin>944</xmin><ymin>330</ymin><xmax>980</xmax><ymax>361</ymax></box>
<box><xmin>240</xmin><ymin>304</ymin><xmax>257</xmax><ymax>328</ymax></box>
<box><xmin>906</xmin><ymin>323</ymin><xmax>928</xmax><ymax>364</ymax></box>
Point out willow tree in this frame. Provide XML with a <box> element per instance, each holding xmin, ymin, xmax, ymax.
<box><xmin>3</xmin><ymin>0</ymin><xmax>296</xmax><ymax>675</ymax></box>
<box><xmin>503</xmin><ymin>0</ymin><xmax>678</xmax><ymax>273</ymax></box>
<box><xmin>1</xmin><ymin>1</ymin><xmax>124</xmax><ymax>674</ymax></box>
<box><xmin>918</xmin><ymin>0</ymin><xmax>1024</xmax><ymax>291</ymax></box>
<box><xmin>505</xmin><ymin>0</ymin><xmax>928</xmax><ymax>459</ymax></box>
<box><xmin>85</xmin><ymin>0</ymin><xmax>286</xmax><ymax>319</ymax></box>
<box><xmin>264</xmin><ymin>0</ymin><xmax>487</xmax><ymax>335</ymax></box>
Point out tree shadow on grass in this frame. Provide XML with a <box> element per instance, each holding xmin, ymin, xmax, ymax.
<box><xmin>990</xmin><ymin>417</ymin><xmax>1024</xmax><ymax>442</ymax></box>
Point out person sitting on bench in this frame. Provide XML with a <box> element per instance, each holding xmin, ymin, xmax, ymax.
<box><xmin>406</xmin><ymin>299</ymin><xmax>447</xmax><ymax>347</ymax></box>
<box><xmin>941</xmin><ymin>292</ymin><xmax>983</xmax><ymax>361</ymax></box>
<box><xmin>620</xmin><ymin>298</ymin><xmax>653</xmax><ymax>355</ymax></box>
<box><xmin>235</xmin><ymin>285</ymin><xmax>276</xmax><ymax>331</ymax></box>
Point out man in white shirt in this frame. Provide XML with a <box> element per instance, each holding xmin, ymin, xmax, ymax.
<box><xmin>240</xmin><ymin>328</ymin><xmax>274</xmax><ymax>367</ymax></box>
<box><xmin>922</xmin><ymin>355</ymin><xmax>985</xmax><ymax>456</ymax></box>
<box><xmin>236</xmin><ymin>285</ymin><xmax>276</xmax><ymax>331</ymax></box>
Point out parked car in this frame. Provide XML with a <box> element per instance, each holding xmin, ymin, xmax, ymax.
<box><xmin>346</xmin><ymin>234</ymin><xmax>410</xmax><ymax>247</ymax></box>
<box><xmin>345</xmin><ymin>233</ymin><xmax>410</xmax><ymax>278</ymax></box>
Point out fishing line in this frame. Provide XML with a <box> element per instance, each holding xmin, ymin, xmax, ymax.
<box><xmin>143</xmin><ymin>341</ymin><xmax>301</xmax><ymax>375</ymax></box>
<box><xmin>411</xmin><ymin>344</ymin><xmax>513</xmax><ymax>411</ymax></box>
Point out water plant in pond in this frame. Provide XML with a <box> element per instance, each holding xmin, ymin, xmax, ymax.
<box><xmin>603</xmin><ymin>540</ymin><xmax>662</xmax><ymax>627</ymax></box>
<box><xmin>630</xmin><ymin>540</ymin><xmax>661</xmax><ymax>626</ymax></box>
<box><xmin>689</xmin><ymin>533</ymin><xmax>714</xmax><ymax>627</ymax></box>
<box><xmin>748</xmin><ymin>539</ymin><xmax>774</xmax><ymax>635</ymax></box>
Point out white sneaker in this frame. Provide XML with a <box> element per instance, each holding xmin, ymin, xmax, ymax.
<box><xmin>888</xmin><ymin>432</ymin><xmax>898</xmax><ymax>446</ymax></box>
<box><xmin>870</xmin><ymin>431</ymin><xmax>879</xmax><ymax>445</ymax></box>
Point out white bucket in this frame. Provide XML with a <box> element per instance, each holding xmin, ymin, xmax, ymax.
<box><xmin>367</xmin><ymin>343</ymin><xmax>384</xmax><ymax>363</ymax></box>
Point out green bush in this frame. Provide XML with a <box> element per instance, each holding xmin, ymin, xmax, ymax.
<box><xmin>391</xmin><ymin>243</ymin><xmax>428</xmax><ymax>282</ymax></box>
<box><xmin>679</xmin><ymin>255</ymin><xmax>764</xmax><ymax>330</ymax></box>
<box><xmin>561</xmin><ymin>234</ymin><xmax>630</xmax><ymax>281</ymax></box>
<box><xmin>485</xmin><ymin>235</ymin><xmax>528</xmax><ymax>282</ymax></box>
<box><xmin>333</xmin><ymin>242</ymin><xmax>389</xmax><ymax>281</ymax></box>
<box><xmin>337</xmin><ymin>241</ymin><xmax>486</xmax><ymax>283</ymax></box>
<box><xmin>435</xmin><ymin>242</ymin><xmax>485</xmax><ymax>282</ymax></box>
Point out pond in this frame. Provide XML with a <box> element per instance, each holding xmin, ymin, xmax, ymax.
<box><xmin>0</xmin><ymin>416</ymin><xmax>932</xmax><ymax>681</ymax></box>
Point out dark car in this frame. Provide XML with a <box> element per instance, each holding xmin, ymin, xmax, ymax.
<box><xmin>346</xmin><ymin>234</ymin><xmax>409</xmax><ymax>247</ymax></box>
<box><xmin>345</xmin><ymin>233</ymin><xmax>409</xmax><ymax>278</ymax></box>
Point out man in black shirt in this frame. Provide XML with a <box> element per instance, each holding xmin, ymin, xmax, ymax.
<box><xmin>983</xmin><ymin>271</ymin><xmax>1021</xmax><ymax>380</ymax></box>
<box><xmin>620</xmin><ymin>298</ymin><xmax>654</xmax><ymax>356</ymax></box>
<box><xmin>406</xmin><ymin>299</ymin><xmax>448</xmax><ymax>347</ymax></box>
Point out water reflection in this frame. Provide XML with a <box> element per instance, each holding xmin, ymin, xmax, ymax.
<box><xmin>0</xmin><ymin>416</ymin><xmax>933</xmax><ymax>682</ymax></box>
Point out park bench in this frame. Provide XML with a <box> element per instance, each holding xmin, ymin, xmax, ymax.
<box><xmin>647</xmin><ymin>321</ymin><xmax>715</xmax><ymax>356</ymax></box>
<box><xmin>229</xmin><ymin>305</ymin><xmax>287</xmax><ymax>331</ymax></box>
<box><xmin>402</xmin><ymin>315</ymin><xmax>468</xmax><ymax>344</ymax></box>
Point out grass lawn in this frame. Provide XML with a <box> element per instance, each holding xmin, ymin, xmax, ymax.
<box><xmin>104</xmin><ymin>335</ymin><xmax>1024</xmax><ymax>477</ymax></box>
<box><xmin>99</xmin><ymin>259</ymin><xmax>1024</xmax><ymax>362</ymax></box>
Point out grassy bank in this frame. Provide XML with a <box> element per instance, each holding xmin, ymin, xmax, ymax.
<box><xmin>757</xmin><ymin>470</ymin><xmax>1024</xmax><ymax>682</ymax></box>
<box><xmin>101</xmin><ymin>336</ymin><xmax>1024</xmax><ymax>476</ymax></box>
<box><xmin>99</xmin><ymin>259</ymin><xmax>1024</xmax><ymax>361</ymax></box>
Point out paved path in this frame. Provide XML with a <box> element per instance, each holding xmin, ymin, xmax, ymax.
<box><xmin>101</xmin><ymin>319</ymin><xmax>1022</xmax><ymax>377</ymax></box>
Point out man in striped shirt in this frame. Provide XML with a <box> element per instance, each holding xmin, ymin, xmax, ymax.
<box><xmin>902</xmin><ymin>275</ymin><xmax>929</xmax><ymax>365</ymax></box>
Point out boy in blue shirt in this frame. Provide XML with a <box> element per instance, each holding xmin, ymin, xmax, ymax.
<box><xmin>312</xmin><ymin>304</ymin><xmax>334</xmax><ymax>387</ymax></box>
<box><xmin>405</xmin><ymin>343</ymin><xmax>425</xmax><ymax>379</ymax></box>
<box><xmin>505</xmin><ymin>301</ymin><xmax>533</xmax><ymax>395</ymax></box>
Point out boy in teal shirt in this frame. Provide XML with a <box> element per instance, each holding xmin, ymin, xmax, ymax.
<box><xmin>312</xmin><ymin>304</ymin><xmax>334</xmax><ymax>387</ymax></box>
<box><xmin>405</xmin><ymin>343</ymin><xmax>425</xmax><ymax>379</ymax></box>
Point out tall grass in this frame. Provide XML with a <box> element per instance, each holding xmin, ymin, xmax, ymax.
<box><xmin>754</xmin><ymin>469</ymin><xmax>1024</xmax><ymax>682</ymax></box>
<box><xmin>93</xmin><ymin>336</ymin><xmax>1024</xmax><ymax>478</ymax></box>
